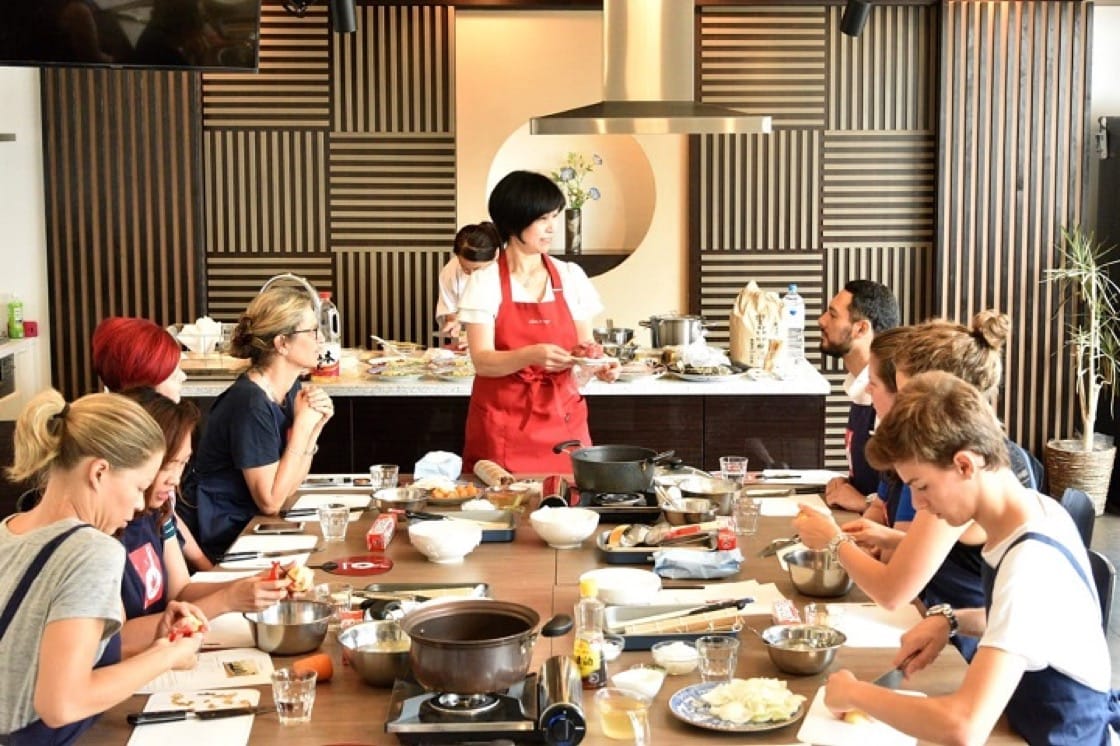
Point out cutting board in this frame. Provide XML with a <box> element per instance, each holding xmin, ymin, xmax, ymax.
<box><xmin>284</xmin><ymin>492</ymin><xmax>371</xmax><ymax>522</ymax></box>
<box><xmin>219</xmin><ymin>534</ymin><xmax>319</xmax><ymax>569</ymax></box>
<box><xmin>126</xmin><ymin>689</ymin><xmax>260</xmax><ymax>746</ymax></box>
<box><xmin>796</xmin><ymin>687</ymin><xmax>921</xmax><ymax>746</ymax></box>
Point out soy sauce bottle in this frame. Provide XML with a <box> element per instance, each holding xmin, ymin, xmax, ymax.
<box><xmin>573</xmin><ymin>578</ymin><xmax>607</xmax><ymax>689</ymax></box>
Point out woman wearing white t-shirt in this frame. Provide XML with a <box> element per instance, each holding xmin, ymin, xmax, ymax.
<box><xmin>823</xmin><ymin>371</ymin><xmax>1118</xmax><ymax>745</ymax></box>
<box><xmin>435</xmin><ymin>222</ymin><xmax>502</xmax><ymax>345</ymax></box>
<box><xmin>458</xmin><ymin>170</ymin><xmax>618</xmax><ymax>473</ymax></box>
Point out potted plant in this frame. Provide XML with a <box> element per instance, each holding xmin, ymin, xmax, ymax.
<box><xmin>1043</xmin><ymin>226</ymin><xmax>1120</xmax><ymax>514</ymax></box>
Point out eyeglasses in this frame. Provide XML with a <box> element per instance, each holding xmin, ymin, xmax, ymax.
<box><xmin>288</xmin><ymin>327</ymin><xmax>321</xmax><ymax>340</ymax></box>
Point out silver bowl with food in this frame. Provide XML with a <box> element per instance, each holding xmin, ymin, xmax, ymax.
<box><xmin>338</xmin><ymin>620</ymin><xmax>412</xmax><ymax>687</ymax></box>
<box><xmin>678</xmin><ymin>476</ymin><xmax>740</xmax><ymax>515</ymax></box>
<box><xmin>243</xmin><ymin>599</ymin><xmax>331</xmax><ymax>655</ymax></box>
<box><xmin>785</xmin><ymin>548</ymin><xmax>853</xmax><ymax>597</ymax></box>
<box><xmin>759</xmin><ymin>623</ymin><xmax>846</xmax><ymax>675</ymax></box>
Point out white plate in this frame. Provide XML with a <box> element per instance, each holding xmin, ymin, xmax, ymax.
<box><xmin>669</xmin><ymin>682</ymin><xmax>806</xmax><ymax>733</ymax></box>
<box><xmin>673</xmin><ymin>371</ymin><xmax>747</xmax><ymax>383</ymax></box>
<box><xmin>572</xmin><ymin>356</ymin><xmax>619</xmax><ymax>367</ymax></box>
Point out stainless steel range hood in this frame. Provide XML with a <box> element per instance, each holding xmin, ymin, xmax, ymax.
<box><xmin>530</xmin><ymin>0</ymin><xmax>771</xmax><ymax>136</ymax></box>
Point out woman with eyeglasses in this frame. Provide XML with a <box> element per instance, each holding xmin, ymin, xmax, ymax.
<box><xmin>179</xmin><ymin>287</ymin><xmax>334</xmax><ymax>561</ymax></box>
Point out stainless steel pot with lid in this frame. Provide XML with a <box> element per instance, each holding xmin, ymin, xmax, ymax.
<box><xmin>640</xmin><ymin>314</ymin><xmax>706</xmax><ymax>348</ymax></box>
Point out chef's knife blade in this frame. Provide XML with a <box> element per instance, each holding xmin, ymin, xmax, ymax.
<box><xmin>871</xmin><ymin>652</ymin><xmax>918</xmax><ymax>689</ymax></box>
<box><xmin>127</xmin><ymin>706</ymin><xmax>269</xmax><ymax>725</ymax></box>
<box><xmin>219</xmin><ymin>546</ymin><xmax>320</xmax><ymax>562</ymax></box>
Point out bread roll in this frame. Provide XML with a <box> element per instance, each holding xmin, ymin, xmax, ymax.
<box><xmin>474</xmin><ymin>459</ymin><xmax>514</xmax><ymax>487</ymax></box>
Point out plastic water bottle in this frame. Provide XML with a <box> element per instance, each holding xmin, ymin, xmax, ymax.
<box><xmin>782</xmin><ymin>283</ymin><xmax>805</xmax><ymax>363</ymax></box>
<box><xmin>573</xmin><ymin>578</ymin><xmax>607</xmax><ymax>689</ymax></box>
<box><xmin>314</xmin><ymin>291</ymin><xmax>341</xmax><ymax>378</ymax></box>
<box><xmin>7</xmin><ymin>294</ymin><xmax>24</xmax><ymax>339</ymax></box>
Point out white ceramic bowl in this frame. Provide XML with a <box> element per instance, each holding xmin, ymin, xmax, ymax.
<box><xmin>529</xmin><ymin>506</ymin><xmax>600</xmax><ymax>549</ymax></box>
<box><xmin>650</xmin><ymin>640</ymin><xmax>699</xmax><ymax>675</ymax></box>
<box><xmin>578</xmin><ymin>568</ymin><xmax>661</xmax><ymax>605</ymax></box>
<box><xmin>408</xmin><ymin>520</ymin><xmax>483</xmax><ymax>564</ymax></box>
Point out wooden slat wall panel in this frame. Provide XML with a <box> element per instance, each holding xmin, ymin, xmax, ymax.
<box><xmin>938</xmin><ymin>0</ymin><xmax>1090</xmax><ymax>455</ymax></box>
<box><xmin>329</xmin><ymin>134</ymin><xmax>457</xmax><ymax>249</ymax></box>
<box><xmin>334</xmin><ymin>5</ymin><xmax>453</xmax><ymax>133</ymax></box>
<box><xmin>335</xmin><ymin>249</ymin><xmax>449</xmax><ymax>347</ymax></box>
<box><xmin>201</xmin><ymin>1</ymin><xmax>330</xmax><ymax>129</ymax></box>
<box><xmin>699</xmin><ymin>7</ymin><xmax>827</xmax><ymax>129</ymax></box>
<box><xmin>696</xmin><ymin>132</ymin><xmax>821</xmax><ymax>251</ymax></box>
<box><xmin>822</xmin><ymin>131</ymin><xmax>936</xmax><ymax>245</ymax></box>
<box><xmin>203</xmin><ymin>131</ymin><xmax>329</xmax><ymax>253</ymax></box>
<box><xmin>827</xmin><ymin>4</ymin><xmax>937</xmax><ymax>131</ymax></box>
<box><xmin>41</xmin><ymin>69</ymin><xmax>202</xmax><ymax>398</ymax></box>
<box><xmin>205</xmin><ymin>254</ymin><xmax>335</xmax><ymax>322</ymax></box>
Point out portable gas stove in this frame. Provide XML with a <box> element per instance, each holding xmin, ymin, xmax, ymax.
<box><xmin>385</xmin><ymin>656</ymin><xmax>585</xmax><ymax>745</ymax></box>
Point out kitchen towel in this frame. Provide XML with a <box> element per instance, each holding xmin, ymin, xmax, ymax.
<box><xmin>126</xmin><ymin>689</ymin><xmax>260</xmax><ymax>746</ymax></box>
<box><xmin>414</xmin><ymin>450</ymin><xmax>463</xmax><ymax>480</ymax></box>
<box><xmin>796</xmin><ymin>686</ymin><xmax>921</xmax><ymax>746</ymax></box>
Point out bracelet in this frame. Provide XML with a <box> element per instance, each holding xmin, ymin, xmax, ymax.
<box><xmin>827</xmin><ymin>532</ymin><xmax>854</xmax><ymax>554</ymax></box>
<box><xmin>304</xmin><ymin>444</ymin><xmax>319</xmax><ymax>457</ymax></box>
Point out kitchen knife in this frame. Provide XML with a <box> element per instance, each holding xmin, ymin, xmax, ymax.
<box><xmin>871</xmin><ymin>652</ymin><xmax>918</xmax><ymax>689</ymax></box>
<box><xmin>219</xmin><ymin>546</ymin><xmax>321</xmax><ymax>562</ymax></box>
<box><xmin>127</xmin><ymin>707</ymin><xmax>271</xmax><ymax>725</ymax></box>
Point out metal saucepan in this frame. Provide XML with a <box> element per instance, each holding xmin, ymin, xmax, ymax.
<box><xmin>552</xmin><ymin>441</ymin><xmax>676</xmax><ymax>494</ymax></box>
<box><xmin>400</xmin><ymin>599</ymin><xmax>573</xmax><ymax>694</ymax></box>
<box><xmin>639</xmin><ymin>314</ymin><xmax>706</xmax><ymax>348</ymax></box>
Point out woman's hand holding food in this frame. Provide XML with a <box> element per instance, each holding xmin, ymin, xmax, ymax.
<box><xmin>530</xmin><ymin>343</ymin><xmax>576</xmax><ymax>372</ymax></box>
<box><xmin>839</xmin><ymin>517</ymin><xmax>901</xmax><ymax>554</ymax></box>
<box><xmin>225</xmin><ymin>573</ymin><xmax>290</xmax><ymax>612</ymax></box>
<box><xmin>792</xmin><ymin>506</ymin><xmax>844</xmax><ymax>550</ymax></box>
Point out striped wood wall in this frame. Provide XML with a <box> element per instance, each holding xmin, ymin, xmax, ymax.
<box><xmin>695</xmin><ymin>4</ymin><xmax>937</xmax><ymax>470</ymax></box>
<box><xmin>937</xmin><ymin>0</ymin><xmax>1090</xmax><ymax>456</ymax></box>
<box><xmin>200</xmin><ymin>1</ymin><xmax>455</xmax><ymax>347</ymax></box>
<box><xmin>41</xmin><ymin>70</ymin><xmax>203</xmax><ymax>398</ymax></box>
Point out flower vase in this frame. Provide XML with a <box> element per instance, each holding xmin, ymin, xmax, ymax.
<box><xmin>565</xmin><ymin>208</ymin><xmax>582</xmax><ymax>255</ymax></box>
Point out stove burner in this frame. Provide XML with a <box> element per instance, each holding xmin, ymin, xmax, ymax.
<box><xmin>426</xmin><ymin>692</ymin><xmax>500</xmax><ymax>716</ymax></box>
<box><xmin>593</xmin><ymin>492</ymin><xmax>646</xmax><ymax>507</ymax></box>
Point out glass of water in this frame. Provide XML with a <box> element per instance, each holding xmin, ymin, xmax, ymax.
<box><xmin>369</xmin><ymin>464</ymin><xmax>400</xmax><ymax>490</ymax></box>
<box><xmin>696</xmin><ymin>635</ymin><xmax>740</xmax><ymax>684</ymax></box>
<box><xmin>271</xmin><ymin>667</ymin><xmax>317</xmax><ymax>724</ymax></box>
<box><xmin>719</xmin><ymin>455</ymin><xmax>749</xmax><ymax>486</ymax></box>
<box><xmin>317</xmin><ymin>503</ymin><xmax>350</xmax><ymax>543</ymax></box>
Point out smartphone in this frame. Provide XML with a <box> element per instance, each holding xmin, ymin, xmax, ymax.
<box><xmin>253</xmin><ymin>522</ymin><xmax>305</xmax><ymax>535</ymax></box>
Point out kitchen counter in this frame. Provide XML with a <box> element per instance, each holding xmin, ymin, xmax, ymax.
<box><xmin>0</xmin><ymin>337</ymin><xmax>37</xmax><ymax>359</ymax></box>
<box><xmin>80</xmin><ymin>497</ymin><xmax>1024</xmax><ymax>746</ymax></box>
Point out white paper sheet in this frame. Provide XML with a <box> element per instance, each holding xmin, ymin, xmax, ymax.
<box><xmin>796</xmin><ymin>686</ymin><xmax>921</xmax><ymax>746</ymax></box>
<box><xmin>284</xmin><ymin>492</ymin><xmax>371</xmax><ymax>522</ymax></box>
<box><xmin>758</xmin><ymin>469</ymin><xmax>849</xmax><ymax>487</ymax></box>
<box><xmin>653</xmin><ymin>581</ymin><xmax>788</xmax><ymax>616</ymax></box>
<box><xmin>825</xmin><ymin>603</ymin><xmax>923</xmax><ymax>648</ymax></box>
<box><xmin>219</xmin><ymin>534</ymin><xmax>319</xmax><ymax>569</ymax></box>
<box><xmin>126</xmin><ymin>689</ymin><xmax>260</xmax><ymax>746</ymax></box>
<box><xmin>758</xmin><ymin>494</ymin><xmax>831</xmax><ymax>517</ymax></box>
<box><xmin>188</xmin><ymin>570</ymin><xmax>261</xmax><ymax>583</ymax></box>
<box><xmin>200</xmin><ymin>613</ymin><xmax>256</xmax><ymax>650</ymax></box>
<box><xmin>138</xmin><ymin>649</ymin><xmax>274</xmax><ymax>694</ymax></box>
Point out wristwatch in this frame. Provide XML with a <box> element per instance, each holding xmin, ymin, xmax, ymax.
<box><xmin>827</xmin><ymin>532</ymin><xmax>853</xmax><ymax>554</ymax></box>
<box><xmin>926</xmin><ymin>604</ymin><xmax>959</xmax><ymax>638</ymax></box>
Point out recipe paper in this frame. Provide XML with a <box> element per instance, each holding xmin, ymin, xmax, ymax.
<box><xmin>126</xmin><ymin>689</ymin><xmax>260</xmax><ymax>746</ymax></box>
<box><xmin>219</xmin><ymin>534</ymin><xmax>319</xmax><ymax>569</ymax></box>
<box><xmin>137</xmin><ymin>649</ymin><xmax>273</xmax><ymax>694</ymax></box>
<box><xmin>284</xmin><ymin>492</ymin><xmax>371</xmax><ymax>522</ymax></box>
<box><xmin>796</xmin><ymin>686</ymin><xmax>921</xmax><ymax>746</ymax></box>
<box><xmin>757</xmin><ymin>493</ymin><xmax>831</xmax><ymax>517</ymax></box>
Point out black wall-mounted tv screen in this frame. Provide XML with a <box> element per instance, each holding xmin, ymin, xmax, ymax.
<box><xmin>0</xmin><ymin>0</ymin><xmax>262</xmax><ymax>71</ymax></box>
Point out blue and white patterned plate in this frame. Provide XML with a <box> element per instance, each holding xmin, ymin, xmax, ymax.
<box><xmin>668</xmin><ymin>682</ymin><xmax>806</xmax><ymax>733</ymax></box>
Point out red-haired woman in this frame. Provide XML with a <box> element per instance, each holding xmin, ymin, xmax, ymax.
<box><xmin>92</xmin><ymin>316</ymin><xmax>209</xmax><ymax>570</ymax></box>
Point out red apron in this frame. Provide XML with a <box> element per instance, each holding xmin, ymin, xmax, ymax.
<box><xmin>463</xmin><ymin>253</ymin><xmax>590</xmax><ymax>473</ymax></box>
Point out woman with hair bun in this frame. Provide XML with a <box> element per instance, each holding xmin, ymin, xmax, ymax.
<box><xmin>118</xmin><ymin>389</ymin><xmax>289</xmax><ymax>658</ymax></box>
<box><xmin>0</xmin><ymin>390</ymin><xmax>205</xmax><ymax>744</ymax></box>
<box><xmin>795</xmin><ymin>310</ymin><xmax>1039</xmax><ymax>661</ymax></box>
<box><xmin>179</xmin><ymin>286</ymin><xmax>334</xmax><ymax>561</ymax></box>
<box><xmin>92</xmin><ymin>317</ymin><xmax>187</xmax><ymax>402</ymax></box>
<box><xmin>92</xmin><ymin>315</ymin><xmax>211</xmax><ymax>570</ymax></box>
<box><xmin>436</xmin><ymin>221</ymin><xmax>503</xmax><ymax>344</ymax></box>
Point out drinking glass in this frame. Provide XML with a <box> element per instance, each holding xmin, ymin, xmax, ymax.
<box><xmin>271</xmin><ymin>668</ymin><xmax>317</xmax><ymax>724</ymax></box>
<box><xmin>719</xmin><ymin>456</ymin><xmax>749</xmax><ymax>486</ymax></box>
<box><xmin>595</xmin><ymin>687</ymin><xmax>652</xmax><ymax>744</ymax></box>
<box><xmin>317</xmin><ymin>503</ymin><xmax>350</xmax><ymax>543</ymax></box>
<box><xmin>369</xmin><ymin>464</ymin><xmax>400</xmax><ymax>490</ymax></box>
<box><xmin>314</xmin><ymin>581</ymin><xmax>353</xmax><ymax>632</ymax></box>
<box><xmin>732</xmin><ymin>496</ymin><xmax>760</xmax><ymax>536</ymax></box>
<box><xmin>696</xmin><ymin>635</ymin><xmax>740</xmax><ymax>684</ymax></box>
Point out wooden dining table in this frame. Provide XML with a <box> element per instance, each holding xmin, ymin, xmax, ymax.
<box><xmin>82</xmin><ymin>486</ymin><xmax>1025</xmax><ymax>745</ymax></box>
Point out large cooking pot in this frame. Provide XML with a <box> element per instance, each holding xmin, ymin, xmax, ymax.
<box><xmin>400</xmin><ymin>599</ymin><xmax>572</xmax><ymax>694</ymax></box>
<box><xmin>553</xmin><ymin>441</ymin><xmax>675</xmax><ymax>494</ymax></box>
<box><xmin>640</xmin><ymin>314</ymin><xmax>706</xmax><ymax>348</ymax></box>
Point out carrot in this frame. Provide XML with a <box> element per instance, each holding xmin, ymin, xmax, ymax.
<box><xmin>292</xmin><ymin>652</ymin><xmax>334</xmax><ymax>683</ymax></box>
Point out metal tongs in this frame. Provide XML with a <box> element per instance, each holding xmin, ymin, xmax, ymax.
<box><xmin>758</xmin><ymin>534</ymin><xmax>800</xmax><ymax>558</ymax></box>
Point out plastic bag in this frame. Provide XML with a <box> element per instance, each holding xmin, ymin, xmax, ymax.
<box><xmin>729</xmin><ymin>282</ymin><xmax>783</xmax><ymax>370</ymax></box>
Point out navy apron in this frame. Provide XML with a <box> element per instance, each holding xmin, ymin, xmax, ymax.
<box><xmin>1</xmin><ymin>524</ymin><xmax>121</xmax><ymax>746</ymax></box>
<box><xmin>983</xmin><ymin>531</ymin><xmax>1120</xmax><ymax>745</ymax></box>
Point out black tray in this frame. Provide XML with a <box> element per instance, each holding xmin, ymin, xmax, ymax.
<box><xmin>595</xmin><ymin>529</ymin><xmax>718</xmax><ymax>564</ymax></box>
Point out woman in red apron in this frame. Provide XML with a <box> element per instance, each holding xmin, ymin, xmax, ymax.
<box><xmin>460</xmin><ymin>170</ymin><xmax>618</xmax><ymax>474</ymax></box>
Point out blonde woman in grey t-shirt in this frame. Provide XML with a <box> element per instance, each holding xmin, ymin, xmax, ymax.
<box><xmin>0</xmin><ymin>390</ymin><xmax>206</xmax><ymax>744</ymax></box>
